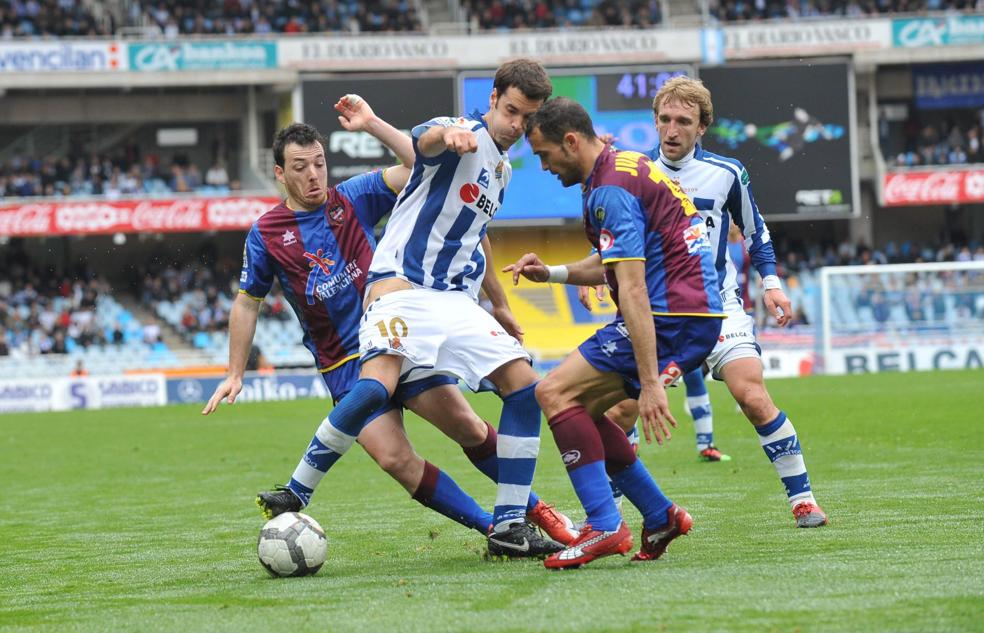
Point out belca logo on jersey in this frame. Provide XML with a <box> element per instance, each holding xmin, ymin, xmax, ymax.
<box><xmin>459</xmin><ymin>182</ymin><xmax>500</xmax><ymax>218</ymax></box>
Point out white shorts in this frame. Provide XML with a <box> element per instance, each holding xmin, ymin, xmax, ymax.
<box><xmin>705</xmin><ymin>296</ymin><xmax>762</xmax><ymax>379</ymax></box>
<box><xmin>358</xmin><ymin>288</ymin><xmax>531</xmax><ymax>392</ymax></box>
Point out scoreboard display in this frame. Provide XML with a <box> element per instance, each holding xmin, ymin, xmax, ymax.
<box><xmin>459</xmin><ymin>66</ymin><xmax>691</xmax><ymax>222</ymax></box>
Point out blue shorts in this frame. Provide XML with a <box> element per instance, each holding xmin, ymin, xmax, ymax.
<box><xmin>321</xmin><ymin>359</ymin><xmax>459</xmax><ymax>422</ymax></box>
<box><xmin>578</xmin><ymin>315</ymin><xmax>723</xmax><ymax>399</ymax></box>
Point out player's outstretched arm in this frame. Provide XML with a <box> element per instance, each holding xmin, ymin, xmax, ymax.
<box><xmin>202</xmin><ymin>293</ymin><xmax>261</xmax><ymax>415</ymax></box>
<box><xmin>480</xmin><ymin>235</ymin><xmax>524</xmax><ymax>343</ymax></box>
<box><xmin>503</xmin><ymin>252</ymin><xmax>606</xmax><ymax>287</ymax></box>
<box><xmin>417</xmin><ymin>125</ymin><xmax>478</xmax><ymax>157</ymax></box>
<box><xmin>334</xmin><ymin>94</ymin><xmax>415</xmax><ymax>169</ymax></box>
<box><xmin>611</xmin><ymin>260</ymin><xmax>676</xmax><ymax>445</ymax></box>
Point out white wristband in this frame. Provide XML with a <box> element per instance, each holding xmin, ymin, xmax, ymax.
<box><xmin>546</xmin><ymin>265</ymin><xmax>569</xmax><ymax>284</ymax></box>
<box><xmin>762</xmin><ymin>275</ymin><xmax>782</xmax><ymax>291</ymax></box>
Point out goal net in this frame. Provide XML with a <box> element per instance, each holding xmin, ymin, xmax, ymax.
<box><xmin>818</xmin><ymin>260</ymin><xmax>984</xmax><ymax>374</ymax></box>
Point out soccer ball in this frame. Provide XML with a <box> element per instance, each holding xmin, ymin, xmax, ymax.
<box><xmin>257</xmin><ymin>512</ymin><xmax>328</xmax><ymax>577</ymax></box>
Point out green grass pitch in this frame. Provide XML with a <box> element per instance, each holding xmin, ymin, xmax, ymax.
<box><xmin>2</xmin><ymin>370</ymin><xmax>982</xmax><ymax>632</ymax></box>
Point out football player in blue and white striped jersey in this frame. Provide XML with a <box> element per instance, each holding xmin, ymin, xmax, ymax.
<box><xmin>316</xmin><ymin>59</ymin><xmax>567</xmax><ymax>557</ymax></box>
<box><xmin>604</xmin><ymin>76</ymin><xmax>827</xmax><ymax>528</ymax></box>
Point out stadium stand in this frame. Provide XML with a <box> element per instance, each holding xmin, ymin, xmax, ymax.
<box><xmin>0</xmin><ymin>0</ymin><xmax>112</xmax><ymax>37</ymax></box>
<box><xmin>880</xmin><ymin>112</ymin><xmax>984</xmax><ymax>167</ymax></box>
<box><xmin>0</xmin><ymin>150</ymin><xmax>234</xmax><ymax>200</ymax></box>
<box><xmin>461</xmin><ymin>0</ymin><xmax>662</xmax><ymax>29</ymax></box>
<box><xmin>124</xmin><ymin>0</ymin><xmax>422</xmax><ymax>34</ymax></box>
<box><xmin>705</xmin><ymin>0</ymin><xmax>984</xmax><ymax>22</ymax></box>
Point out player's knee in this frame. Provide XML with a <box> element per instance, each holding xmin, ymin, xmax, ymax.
<box><xmin>534</xmin><ymin>376</ymin><xmax>565</xmax><ymax>418</ymax></box>
<box><xmin>736</xmin><ymin>387</ymin><xmax>777</xmax><ymax>426</ymax></box>
<box><xmin>446</xmin><ymin>414</ymin><xmax>488</xmax><ymax>447</ymax></box>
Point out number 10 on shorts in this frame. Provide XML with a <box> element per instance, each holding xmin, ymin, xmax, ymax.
<box><xmin>375</xmin><ymin>317</ymin><xmax>409</xmax><ymax>340</ymax></box>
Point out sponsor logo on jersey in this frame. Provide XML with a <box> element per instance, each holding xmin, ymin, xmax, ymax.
<box><xmin>599</xmin><ymin>229</ymin><xmax>615</xmax><ymax>251</ymax></box>
<box><xmin>460</xmin><ymin>183</ymin><xmax>480</xmax><ymax>203</ymax></box>
<box><xmin>312</xmin><ymin>260</ymin><xmax>363</xmax><ymax>302</ymax></box>
<box><xmin>282</xmin><ymin>229</ymin><xmax>297</xmax><ymax>246</ymax></box>
<box><xmin>477</xmin><ymin>168</ymin><xmax>490</xmax><ymax>189</ymax></box>
<box><xmin>682</xmin><ymin>222</ymin><xmax>710</xmax><ymax>255</ymax></box>
<box><xmin>304</xmin><ymin>249</ymin><xmax>335</xmax><ymax>275</ymax></box>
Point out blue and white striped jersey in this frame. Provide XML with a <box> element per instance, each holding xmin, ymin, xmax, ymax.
<box><xmin>646</xmin><ymin>144</ymin><xmax>777</xmax><ymax>303</ymax></box>
<box><xmin>368</xmin><ymin>110</ymin><xmax>510</xmax><ymax>301</ymax></box>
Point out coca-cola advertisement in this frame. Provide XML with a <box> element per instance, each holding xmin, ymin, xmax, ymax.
<box><xmin>881</xmin><ymin>169</ymin><xmax>984</xmax><ymax>206</ymax></box>
<box><xmin>0</xmin><ymin>196</ymin><xmax>280</xmax><ymax>237</ymax></box>
<box><xmin>698</xmin><ymin>62</ymin><xmax>859</xmax><ymax>219</ymax></box>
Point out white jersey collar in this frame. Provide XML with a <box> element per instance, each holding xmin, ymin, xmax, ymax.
<box><xmin>658</xmin><ymin>145</ymin><xmax>697</xmax><ymax>170</ymax></box>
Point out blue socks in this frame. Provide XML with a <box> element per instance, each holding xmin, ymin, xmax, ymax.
<box><xmin>413</xmin><ymin>461</ymin><xmax>492</xmax><ymax>534</ymax></box>
<box><xmin>285</xmin><ymin>378</ymin><xmax>390</xmax><ymax>505</ymax></box>
<box><xmin>491</xmin><ymin>383</ymin><xmax>542</xmax><ymax>531</ymax></box>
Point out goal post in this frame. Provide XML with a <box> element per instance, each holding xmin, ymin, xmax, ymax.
<box><xmin>818</xmin><ymin>260</ymin><xmax>984</xmax><ymax>375</ymax></box>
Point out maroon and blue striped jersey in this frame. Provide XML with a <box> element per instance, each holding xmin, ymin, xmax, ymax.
<box><xmin>239</xmin><ymin>171</ymin><xmax>398</xmax><ymax>372</ymax></box>
<box><xmin>583</xmin><ymin>148</ymin><xmax>724</xmax><ymax>318</ymax></box>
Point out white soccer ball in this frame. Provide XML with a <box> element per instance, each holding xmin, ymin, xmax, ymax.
<box><xmin>257</xmin><ymin>512</ymin><xmax>328</xmax><ymax>577</ymax></box>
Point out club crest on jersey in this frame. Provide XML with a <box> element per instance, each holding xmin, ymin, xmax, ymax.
<box><xmin>328</xmin><ymin>205</ymin><xmax>345</xmax><ymax>226</ymax></box>
<box><xmin>282</xmin><ymin>229</ymin><xmax>297</xmax><ymax>246</ymax></box>
<box><xmin>599</xmin><ymin>229</ymin><xmax>615</xmax><ymax>251</ymax></box>
<box><xmin>477</xmin><ymin>168</ymin><xmax>490</xmax><ymax>189</ymax></box>
<box><xmin>682</xmin><ymin>222</ymin><xmax>710</xmax><ymax>255</ymax></box>
<box><xmin>594</xmin><ymin>206</ymin><xmax>605</xmax><ymax>222</ymax></box>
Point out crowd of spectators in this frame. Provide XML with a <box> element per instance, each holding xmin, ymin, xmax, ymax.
<box><xmin>707</xmin><ymin>0</ymin><xmax>984</xmax><ymax>22</ymax></box>
<box><xmin>129</xmin><ymin>0</ymin><xmax>421</xmax><ymax>36</ymax></box>
<box><xmin>463</xmin><ymin>0</ymin><xmax>661</xmax><ymax>30</ymax></box>
<box><xmin>140</xmin><ymin>261</ymin><xmax>290</xmax><ymax>342</ymax></box>
<box><xmin>0</xmin><ymin>0</ymin><xmax>111</xmax><ymax>38</ymax></box>
<box><xmin>885</xmin><ymin>118</ymin><xmax>983</xmax><ymax>168</ymax></box>
<box><xmin>0</xmin><ymin>255</ymin><xmax>119</xmax><ymax>357</ymax></box>
<box><xmin>0</xmin><ymin>149</ymin><xmax>236</xmax><ymax>200</ymax></box>
<box><xmin>6</xmin><ymin>0</ymin><xmax>984</xmax><ymax>39</ymax></box>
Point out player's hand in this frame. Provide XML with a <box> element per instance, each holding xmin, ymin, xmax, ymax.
<box><xmin>502</xmin><ymin>252</ymin><xmax>549</xmax><ymax>285</ymax></box>
<box><xmin>202</xmin><ymin>375</ymin><xmax>243</xmax><ymax>415</ymax></box>
<box><xmin>763</xmin><ymin>288</ymin><xmax>793</xmax><ymax>327</ymax></box>
<box><xmin>577</xmin><ymin>285</ymin><xmax>606</xmax><ymax>310</ymax></box>
<box><xmin>443</xmin><ymin>128</ymin><xmax>478</xmax><ymax>155</ymax></box>
<box><xmin>598</xmin><ymin>132</ymin><xmax>617</xmax><ymax>145</ymax></box>
<box><xmin>637</xmin><ymin>382</ymin><xmax>677</xmax><ymax>446</ymax></box>
<box><xmin>491</xmin><ymin>305</ymin><xmax>525</xmax><ymax>344</ymax></box>
<box><xmin>334</xmin><ymin>94</ymin><xmax>375</xmax><ymax>132</ymax></box>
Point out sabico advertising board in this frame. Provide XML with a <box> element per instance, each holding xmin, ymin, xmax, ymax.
<box><xmin>301</xmin><ymin>75</ymin><xmax>455</xmax><ymax>185</ymax></box>
<box><xmin>699</xmin><ymin>62</ymin><xmax>858</xmax><ymax>219</ymax></box>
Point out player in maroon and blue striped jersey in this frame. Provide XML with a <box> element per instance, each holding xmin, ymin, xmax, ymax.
<box><xmin>202</xmin><ymin>96</ymin><xmax>576</xmax><ymax>549</ymax></box>
<box><xmin>506</xmin><ymin>97</ymin><xmax>724</xmax><ymax>569</ymax></box>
